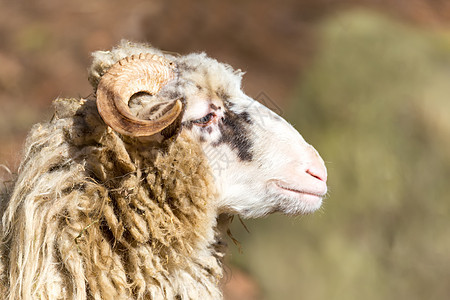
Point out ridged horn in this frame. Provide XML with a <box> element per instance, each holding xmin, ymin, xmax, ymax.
<box><xmin>96</xmin><ymin>53</ymin><xmax>182</xmax><ymax>137</ymax></box>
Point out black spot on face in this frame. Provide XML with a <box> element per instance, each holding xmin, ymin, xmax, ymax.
<box><xmin>237</xmin><ymin>111</ymin><xmax>252</xmax><ymax>124</ymax></box>
<box><xmin>214</xmin><ymin>109</ymin><xmax>253</xmax><ymax>161</ymax></box>
<box><xmin>179</xmin><ymin>98</ymin><xmax>253</xmax><ymax>162</ymax></box>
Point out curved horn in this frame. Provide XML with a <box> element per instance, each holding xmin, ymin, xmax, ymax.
<box><xmin>96</xmin><ymin>53</ymin><xmax>182</xmax><ymax>137</ymax></box>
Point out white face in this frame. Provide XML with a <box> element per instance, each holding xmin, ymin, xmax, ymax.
<box><xmin>180</xmin><ymin>89</ymin><xmax>327</xmax><ymax>218</ymax></box>
<box><xmin>156</xmin><ymin>53</ymin><xmax>328</xmax><ymax>218</ymax></box>
<box><xmin>93</xmin><ymin>47</ymin><xmax>327</xmax><ymax>218</ymax></box>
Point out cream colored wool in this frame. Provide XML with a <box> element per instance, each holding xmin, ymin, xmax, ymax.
<box><xmin>0</xmin><ymin>97</ymin><xmax>224</xmax><ymax>299</ymax></box>
<box><xmin>0</xmin><ymin>41</ymin><xmax>328</xmax><ymax>300</ymax></box>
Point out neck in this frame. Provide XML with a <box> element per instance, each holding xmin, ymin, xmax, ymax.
<box><xmin>1</xmin><ymin>98</ymin><xmax>230</xmax><ymax>299</ymax></box>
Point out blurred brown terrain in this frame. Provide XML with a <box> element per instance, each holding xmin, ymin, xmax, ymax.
<box><xmin>1</xmin><ymin>0</ymin><xmax>450</xmax><ymax>299</ymax></box>
<box><xmin>2</xmin><ymin>0</ymin><xmax>450</xmax><ymax>167</ymax></box>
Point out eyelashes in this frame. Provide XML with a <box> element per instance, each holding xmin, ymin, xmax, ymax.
<box><xmin>192</xmin><ymin>112</ymin><xmax>216</xmax><ymax>127</ymax></box>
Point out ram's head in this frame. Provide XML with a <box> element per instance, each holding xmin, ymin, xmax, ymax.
<box><xmin>91</xmin><ymin>43</ymin><xmax>327</xmax><ymax>218</ymax></box>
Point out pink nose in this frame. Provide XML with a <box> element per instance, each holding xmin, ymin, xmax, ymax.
<box><xmin>306</xmin><ymin>161</ymin><xmax>327</xmax><ymax>183</ymax></box>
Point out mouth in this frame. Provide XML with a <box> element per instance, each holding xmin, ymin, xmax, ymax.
<box><xmin>270</xmin><ymin>180</ymin><xmax>327</xmax><ymax>201</ymax></box>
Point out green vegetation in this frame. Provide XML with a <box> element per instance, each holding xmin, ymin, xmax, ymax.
<box><xmin>230</xmin><ymin>10</ymin><xmax>450</xmax><ymax>300</ymax></box>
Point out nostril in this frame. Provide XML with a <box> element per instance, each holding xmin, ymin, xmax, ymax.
<box><xmin>306</xmin><ymin>166</ymin><xmax>327</xmax><ymax>183</ymax></box>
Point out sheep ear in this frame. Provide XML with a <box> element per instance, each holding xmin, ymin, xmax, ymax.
<box><xmin>96</xmin><ymin>53</ymin><xmax>183</xmax><ymax>137</ymax></box>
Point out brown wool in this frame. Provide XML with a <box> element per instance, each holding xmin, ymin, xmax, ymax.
<box><xmin>0</xmin><ymin>98</ymin><xmax>223</xmax><ymax>299</ymax></box>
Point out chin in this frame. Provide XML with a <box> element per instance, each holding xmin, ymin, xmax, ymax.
<box><xmin>265</xmin><ymin>179</ymin><xmax>326</xmax><ymax>216</ymax></box>
<box><xmin>275</xmin><ymin>194</ymin><xmax>324</xmax><ymax>216</ymax></box>
<box><xmin>230</xmin><ymin>194</ymin><xmax>324</xmax><ymax>219</ymax></box>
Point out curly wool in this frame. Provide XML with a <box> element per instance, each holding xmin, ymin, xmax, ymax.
<box><xmin>0</xmin><ymin>98</ymin><xmax>224</xmax><ymax>299</ymax></box>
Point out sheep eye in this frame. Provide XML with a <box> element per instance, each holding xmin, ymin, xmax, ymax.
<box><xmin>192</xmin><ymin>113</ymin><xmax>215</xmax><ymax>126</ymax></box>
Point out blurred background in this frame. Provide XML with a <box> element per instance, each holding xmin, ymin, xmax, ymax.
<box><xmin>1</xmin><ymin>0</ymin><xmax>450</xmax><ymax>299</ymax></box>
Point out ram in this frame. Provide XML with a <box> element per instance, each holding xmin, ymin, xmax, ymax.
<box><xmin>0</xmin><ymin>41</ymin><xmax>327</xmax><ymax>299</ymax></box>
